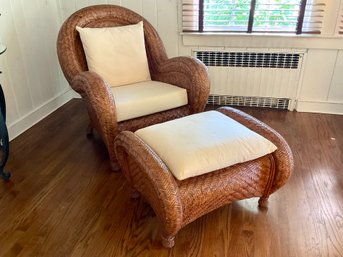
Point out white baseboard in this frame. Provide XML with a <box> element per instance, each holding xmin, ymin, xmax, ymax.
<box><xmin>296</xmin><ymin>100</ymin><xmax>343</xmax><ymax>115</ymax></box>
<box><xmin>8</xmin><ymin>89</ymin><xmax>76</xmax><ymax>141</ymax></box>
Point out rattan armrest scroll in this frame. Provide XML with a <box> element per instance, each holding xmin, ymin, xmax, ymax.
<box><xmin>217</xmin><ymin>107</ymin><xmax>294</xmax><ymax>193</ymax></box>
<box><xmin>115</xmin><ymin>131</ymin><xmax>183</xmax><ymax>236</ymax></box>
<box><xmin>152</xmin><ymin>56</ymin><xmax>210</xmax><ymax>113</ymax></box>
<box><xmin>72</xmin><ymin>71</ymin><xmax>118</xmax><ymax>148</ymax></box>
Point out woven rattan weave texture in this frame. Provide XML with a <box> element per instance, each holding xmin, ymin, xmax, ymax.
<box><xmin>57</xmin><ymin>5</ymin><xmax>210</xmax><ymax>169</ymax></box>
<box><xmin>115</xmin><ymin>107</ymin><xmax>294</xmax><ymax>248</ymax></box>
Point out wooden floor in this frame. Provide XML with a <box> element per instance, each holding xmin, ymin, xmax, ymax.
<box><xmin>1</xmin><ymin>99</ymin><xmax>343</xmax><ymax>257</ymax></box>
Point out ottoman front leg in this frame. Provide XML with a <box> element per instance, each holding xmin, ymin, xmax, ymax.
<box><xmin>258</xmin><ymin>154</ymin><xmax>277</xmax><ymax>209</ymax></box>
<box><xmin>115</xmin><ymin>131</ymin><xmax>184</xmax><ymax>247</ymax></box>
<box><xmin>258</xmin><ymin>197</ymin><xmax>269</xmax><ymax>208</ymax></box>
<box><xmin>160</xmin><ymin>230</ymin><xmax>176</xmax><ymax>248</ymax></box>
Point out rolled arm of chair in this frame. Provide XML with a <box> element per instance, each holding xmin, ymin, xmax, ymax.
<box><xmin>217</xmin><ymin>107</ymin><xmax>294</xmax><ymax>193</ymax></box>
<box><xmin>152</xmin><ymin>56</ymin><xmax>210</xmax><ymax>113</ymax></box>
<box><xmin>71</xmin><ymin>71</ymin><xmax>118</xmax><ymax>148</ymax></box>
<box><xmin>115</xmin><ymin>131</ymin><xmax>183</xmax><ymax>236</ymax></box>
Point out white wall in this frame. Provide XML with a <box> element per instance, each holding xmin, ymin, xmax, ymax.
<box><xmin>0</xmin><ymin>0</ymin><xmax>342</xmax><ymax>141</ymax></box>
<box><xmin>0</xmin><ymin>0</ymin><xmax>73</xmax><ymax>140</ymax></box>
<box><xmin>297</xmin><ymin>49</ymin><xmax>343</xmax><ymax>114</ymax></box>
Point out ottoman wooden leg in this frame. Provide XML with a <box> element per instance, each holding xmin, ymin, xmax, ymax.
<box><xmin>160</xmin><ymin>231</ymin><xmax>175</xmax><ymax>248</ymax></box>
<box><xmin>258</xmin><ymin>155</ymin><xmax>275</xmax><ymax>209</ymax></box>
<box><xmin>130</xmin><ymin>188</ymin><xmax>140</xmax><ymax>199</ymax></box>
<box><xmin>258</xmin><ymin>197</ymin><xmax>269</xmax><ymax>208</ymax></box>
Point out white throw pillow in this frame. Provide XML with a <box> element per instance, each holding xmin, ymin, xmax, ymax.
<box><xmin>76</xmin><ymin>21</ymin><xmax>151</xmax><ymax>87</ymax></box>
<box><xmin>135</xmin><ymin>111</ymin><xmax>277</xmax><ymax>180</ymax></box>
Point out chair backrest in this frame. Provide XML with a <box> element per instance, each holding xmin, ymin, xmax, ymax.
<box><xmin>57</xmin><ymin>5</ymin><xmax>168</xmax><ymax>84</ymax></box>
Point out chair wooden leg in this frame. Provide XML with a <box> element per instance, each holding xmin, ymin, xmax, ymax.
<box><xmin>110</xmin><ymin>161</ymin><xmax>120</xmax><ymax>172</ymax></box>
<box><xmin>86</xmin><ymin>124</ymin><xmax>93</xmax><ymax>137</ymax></box>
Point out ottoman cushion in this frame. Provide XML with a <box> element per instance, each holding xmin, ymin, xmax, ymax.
<box><xmin>135</xmin><ymin>111</ymin><xmax>277</xmax><ymax>180</ymax></box>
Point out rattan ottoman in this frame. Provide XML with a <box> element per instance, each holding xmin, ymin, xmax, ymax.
<box><xmin>114</xmin><ymin>107</ymin><xmax>294</xmax><ymax>248</ymax></box>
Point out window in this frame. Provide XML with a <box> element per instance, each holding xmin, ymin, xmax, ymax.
<box><xmin>182</xmin><ymin>0</ymin><xmax>326</xmax><ymax>34</ymax></box>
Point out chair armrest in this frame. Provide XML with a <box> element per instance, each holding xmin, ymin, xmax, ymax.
<box><xmin>152</xmin><ymin>56</ymin><xmax>210</xmax><ymax>113</ymax></box>
<box><xmin>71</xmin><ymin>71</ymin><xmax>118</xmax><ymax>148</ymax></box>
<box><xmin>217</xmin><ymin>107</ymin><xmax>294</xmax><ymax>193</ymax></box>
<box><xmin>115</xmin><ymin>131</ymin><xmax>183</xmax><ymax>236</ymax></box>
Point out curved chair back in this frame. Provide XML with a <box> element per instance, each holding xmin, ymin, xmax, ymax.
<box><xmin>57</xmin><ymin>5</ymin><xmax>167</xmax><ymax>84</ymax></box>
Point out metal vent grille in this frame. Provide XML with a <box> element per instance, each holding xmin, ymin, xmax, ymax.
<box><xmin>208</xmin><ymin>95</ymin><xmax>290</xmax><ymax>110</ymax></box>
<box><xmin>195</xmin><ymin>51</ymin><xmax>300</xmax><ymax>69</ymax></box>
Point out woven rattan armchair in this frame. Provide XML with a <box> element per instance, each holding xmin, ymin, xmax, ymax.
<box><xmin>57</xmin><ymin>5</ymin><xmax>210</xmax><ymax>170</ymax></box>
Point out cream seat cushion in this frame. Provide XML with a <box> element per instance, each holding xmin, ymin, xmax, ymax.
<box><xmin>111</xmin><ymin>81</ymin><xmax>188</xmax><ymax>122</ymax></box>
<box><xmin>76</xmin><ymin>21</ymin><xmax>151</xmax><ymax>87</ymax></box>
<box><xmin>135</xmin><ymin>111</ymin><xmax>277</xmax><ymax>180</ymax></box>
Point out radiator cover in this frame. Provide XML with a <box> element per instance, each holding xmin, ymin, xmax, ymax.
<box><xmin>208</xmin><ymin>95</ymin><xmax>290</xmax><ymax>110</ymax></box>
<box><xmin>194</xmin><ymin>50</ymin><xmax>304</xmax><ymax>111</ymax></box>
<box><xmin>196</xmin><ymin>51</ymin><xmax>301</xmax><ymax>69</ymax></box>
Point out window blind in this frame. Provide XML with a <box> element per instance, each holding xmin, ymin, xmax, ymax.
<box><xmin>302</xmin><ymin>1</ymin><xmax>326</xmax><ymax>34</ymax></box>
<box><xmin>182</xmin><ymin>0</ymin><xmax>200</xmax><ymax>32</ymax></box>
<box><xmin>182</xmin><ymin>0</ymin><xmax>326</xmax><ymax>34</ymax></box>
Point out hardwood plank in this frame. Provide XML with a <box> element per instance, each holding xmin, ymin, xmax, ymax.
<box><xmin>0</xmin><ymin>100</ymin><xmax>342</xmax><ymax>256</ymax></box>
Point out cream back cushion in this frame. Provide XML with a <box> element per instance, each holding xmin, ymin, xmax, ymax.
<box><xmin>76</xmin><ymin>21</ymin><xmax>151</xmax><ymax>87</ymax></box>
<box><xmin>135</xmin><ymin>111</ymin><xmax>277</xmax><ymax>180</ymax></box>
